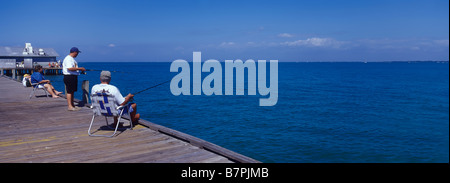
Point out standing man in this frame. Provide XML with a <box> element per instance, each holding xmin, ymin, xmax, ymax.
<box><xmin>63</xmin><ymin>47</ymin><xmax>86</xmax><ymax>111</ymax></box>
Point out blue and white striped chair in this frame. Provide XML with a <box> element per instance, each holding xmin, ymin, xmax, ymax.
<box><xmin>88</xmin><ymin>92</ymin><xmax>133</xmax><ymax>137</ymax></box>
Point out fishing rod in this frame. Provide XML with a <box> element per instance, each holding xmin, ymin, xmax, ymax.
<box><xmin>82</xmin><ymin>67</ymin><xmax>170</xmax><ymax>95</ymax></box>
<box><xmin>85</xmin><ymin>69</ymin><xmax>132</xmax><ymax>73</ymax></box>
<box><xmin>131</xmin><ymin>78</ymin><xmax>248</xmax><ymax>95</ymax></box>
<box><xmin>132</xmin><ymin>79</ymin><xmax>172</xmax><ymax>95</ymax></box>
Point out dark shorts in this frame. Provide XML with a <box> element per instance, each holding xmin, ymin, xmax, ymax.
<box><xmin>64</xmin><ymin>75</ymin><xmax>78</xmax><ymax>93</ymax></box>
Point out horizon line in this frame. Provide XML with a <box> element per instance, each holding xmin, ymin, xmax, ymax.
<box><xmin>75</xmin><ymin>60</ymin><xmax>450</xmax><ymax>63</ymax></box>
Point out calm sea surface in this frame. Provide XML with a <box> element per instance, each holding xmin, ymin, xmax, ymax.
<box><xmin>44</xmin><ymin>62</ymin><xmax>449</xmax><ymax>163</ymax></box>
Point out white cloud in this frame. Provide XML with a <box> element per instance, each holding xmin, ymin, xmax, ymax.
<box><xmin>219</xmin><ymin>42</ymin><xmax>236</xmax><ymax>47</ymax></box>
<box><xmin>434</xmin><ymin>39</ymin><xmax>449</xmax><ymax>47</ymax></box>
<box><xmin>108</xmin><ymin>43</ymin><xmax>116</xmax><ymax>47</ymax></box>
<box><xmin>281</xmin><ymin>37</ymin><xmax>345</xmax><ymax>48</ymax></box>
<box><xmin>215</xmin><ymin>38</ymin><xmax>447</xmax><ymax>51</ymax></box>
<box><xmin>245</xmin><ymin>41</ymin><xmax>279</xmax><ymax>47</ymax></box>
<box><xmin>278</xmin><ymin>33</ymin><xmax>294</xmax><ymax>38</ymax></box>
<box><xmin>411</xmin><ymin>46</ymin><xmax>421</xmax><ymax>50</ymax></box>
<box><xmin>354</xmin><ymin>38</ymin><xmax>450</xmax><ymax>50</ymax></box>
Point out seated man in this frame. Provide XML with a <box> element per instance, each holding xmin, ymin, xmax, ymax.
<box><xmin>91</xmin><ymin>71</ymin><xmax>140</xmax><ymax>126</ymax></box>
<box><xmin>30</xmin><ymin>65</ymin><xmax>62</xmax><ymax>98</ymax></box>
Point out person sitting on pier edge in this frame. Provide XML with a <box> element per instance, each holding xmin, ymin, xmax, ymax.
<box><xmin>30</xmin><ymin>65</ymin><xmax>62</xmax><ymax>98</ymax></box>
<box><xmin>91</xmin><ymin>71</ymin><xmax>140</xmax><ymax>127</ymax></box>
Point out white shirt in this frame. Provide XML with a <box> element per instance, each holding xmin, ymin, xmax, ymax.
<box><xmin>22</xmin><ymin>77</ymin><xmax>28</xmax><ymax>87</ymax></box>
<box><xmin>62</xmin><ymin>55</ymin><xmax>80</xmax><ymax>75</ymax></box>
<box><xmin>91</xmin><ymin>83</ymin><xmax>126</xmax><ymax>105</ymax></box>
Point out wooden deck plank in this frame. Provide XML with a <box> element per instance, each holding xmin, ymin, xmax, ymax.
<box><xmin>82</xmin><ymin>138</ymin><xmax>181</xmax><ymax>163</ymax></box>
<box><xmin>4</xmin><ymin>130</ymin><xmax>167</xmax><ymax>163</ymax></box>
<box><xmin>112</xmin><ymin>141</ymin><xmax>190</xmax><ymax>163</ymax></box>
<box><xmin>23</xmin><ymin>130</ymin><xmax>168</xmax><ymax>162</ymax></box>
<box><xmin>0</xmin><ymin>76</ymin><xmax>258</xmax><ymax>163</ymax></box>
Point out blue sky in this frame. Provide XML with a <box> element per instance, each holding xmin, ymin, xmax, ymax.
<box><xmin>1</xmin><ymin>0</ymin><xmax>448</xmax><ymax>62</ymax></box>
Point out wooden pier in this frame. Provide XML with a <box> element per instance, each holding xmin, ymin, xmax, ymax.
<box><xmin>0</xmin><ymin>76</ymin><xmax>259</xmax><ymax>163</ymax></box>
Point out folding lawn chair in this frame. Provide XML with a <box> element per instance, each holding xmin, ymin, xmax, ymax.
<box><xmin>88</xmin><ymin>92</ymin><xmax>133</xmax><ymax>137</ymax></box>
<box><xmin>29</xmin><ymin>83</ymin><xmax>49</xmax><ymax>99</ymax></box>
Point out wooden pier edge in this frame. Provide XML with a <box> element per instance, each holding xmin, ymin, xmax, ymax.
<box><xmin>137</xmin><ymin>120</ymin><xmax>261</xmax><ymax>163</ymax></box>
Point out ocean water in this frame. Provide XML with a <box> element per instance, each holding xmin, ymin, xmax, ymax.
<box><xmin>44</xmin><ymin>61</ymin><xmax>449</xmax><ymax>163</ymax></box>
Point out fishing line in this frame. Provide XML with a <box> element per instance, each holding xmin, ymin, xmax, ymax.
<box><xmin>83</xmin><ymin>68</ymin><xmax>170</xmax><ymax>95</ymax></box>
<box><xmin>84</xmin><ymin>69</ymin><xmax>250</xmax><ymax>96</ymax></box>
<box><xmin>132</xmin><ymin>79</ymin><xmax>248</xmax><ymax>96</ymax></box>
<box><xmin>132</xmin><ymin>79</ymin><xmax>171</xmax><ymax>95</ymax></box>
<box><xmin>85</xmin><ymin>69</ymin><xmax>132</xmax><ymax>73</ymax></box>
